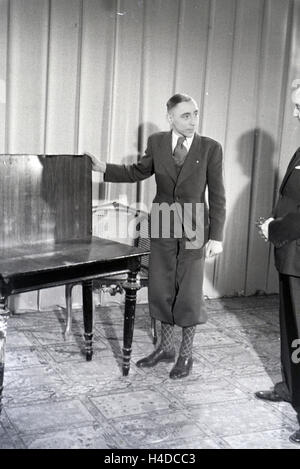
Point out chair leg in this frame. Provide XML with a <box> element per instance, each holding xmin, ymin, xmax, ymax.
<box><xmin>64</xmin><ymin>284</ymin><xmax>74</xmax><ymax>338</ymax></box>
<box><xmin>151</xmin><ymin>317</ymin><xmax>157</xmax><ymax>345</ymax></box>
<box><xmin>37</xmin><ymin>290</ymin><xmax>40</xmax><ymax>312</ymax></box>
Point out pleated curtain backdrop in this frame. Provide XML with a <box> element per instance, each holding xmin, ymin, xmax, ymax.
<box><xmin>0</xmin><ymin>0</ymin><xmax>300</xmax><ymax>306</ymax></box>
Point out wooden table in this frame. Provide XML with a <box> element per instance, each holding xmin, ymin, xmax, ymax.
<box><xmin>0</xmin><ymin>154</ymin><xmax>149</xmax><ymax>413</ymax></box>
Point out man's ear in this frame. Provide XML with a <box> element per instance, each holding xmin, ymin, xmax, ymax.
<box><xmin>291</xmin><ymin>86</ymin><xmax>300</xmax><ymax>105</ymax></box>
<box><xmin>167</xmin><ymin>112</ymin><xmax>173</xmax><ymax>125</ymax></box>
<box><xmin>292</xmin><ymin>78</ymin><xmax>300</xmax><ymax>89</ymax></box>
<box><xmin>291</xmin><ymin>79</ymin><xmax>300</xmax><ymax>105</ymax></box>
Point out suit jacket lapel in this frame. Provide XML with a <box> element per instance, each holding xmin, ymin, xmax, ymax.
<box><xmin>159</xmin><ymin>131</ymin><xmax>178</xmax><ymax>183</ymax></box>
<box><xmin>279</xmin><ymin>148</ymin><xmax>300</xmax><ymax>193</ymax></box>
<box><xmin>176</xmin><ymin>133</ymin><xmax>201</xmax><ymax>186</ymax></box>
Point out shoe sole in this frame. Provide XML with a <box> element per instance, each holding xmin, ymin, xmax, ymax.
<box><xmin>136</xmin><ymin>356</ymin><xmax>175</xmax><ymax>368</ymax></box>
<box><xmin>289</xmin><ymin>435</ymin><xmax>300</xmax><ymax>445</ymax></box>
<box><xmin>254</xmin><ymin>393</ymin><xmax>288</xmax><ymax>403</ymax></box>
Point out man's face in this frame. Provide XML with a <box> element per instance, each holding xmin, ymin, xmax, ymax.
<box><xmin>291</xmin><ymin>86</ymin><xmax>300</xmax><ymax>121</ymax></box>
<box><xmin>168</xmin><ymin>99</ymin><xmax>199</xmax><ymax>138</ymax></box>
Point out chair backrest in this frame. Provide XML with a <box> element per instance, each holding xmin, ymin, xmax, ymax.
<box><xmin>133</xmin><ymin>211</ymin><xmax>150</xmax><ymax>271</ymax></box>
<box><xmin>0</xmin><ymin>154</ymin><xmax>92</xmax><ymax>248</ymax></box>
<box><xmin>92</xmin><ymin>201</ymin><xmax>150</xmax><ymax>272</ymax></box>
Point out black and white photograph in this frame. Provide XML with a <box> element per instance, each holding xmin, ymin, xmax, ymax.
<box><xmin>0</xmin><ymin>0</ymin><xmax>300</xmax><ymax>451</ymax></box>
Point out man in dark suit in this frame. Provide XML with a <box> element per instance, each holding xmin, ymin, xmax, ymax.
<box><xmin>87</xmin><ymin>93</ymin><xmax>226</xmax><ymax>379</ymax></box>
<box><xmin>255</xmin><ymin>80</ymin><xmax>300</xmax><ymax>444</ymax></box>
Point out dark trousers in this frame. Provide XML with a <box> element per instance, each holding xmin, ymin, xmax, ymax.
<box><xmin>279</xmin><ymin>273</ymin><xmax>300</xmax><ymax>414</ymax></box>
<box><xmin>148</xmin><ymin>237</ymin><xmax>206</xmax><ymax>327</ymax></box>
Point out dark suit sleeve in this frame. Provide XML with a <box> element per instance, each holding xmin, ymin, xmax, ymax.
<box><xmin>104</xmin><ymin>137</ymin><xmax>154</xmax><ymax>183</ymax></box>
<box><xmin>269</xmin><ymin>213</ymin><xmax>300</xmax><ymax>247</ymax></box>
<box><xmin>206</xmin><ymin>142</ymin><xmax>226</xmax><ymax>241</ymax></box>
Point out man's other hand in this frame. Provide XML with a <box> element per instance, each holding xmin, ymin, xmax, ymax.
<box><xmin>84</xmin><ymin>152</ymin><xmax>107</xmax><ymax>173</ymax></box>
<box><xmin>206</xmin><ymin>239</ymin><xmax>223</xmax><ymax>258</ymax></box>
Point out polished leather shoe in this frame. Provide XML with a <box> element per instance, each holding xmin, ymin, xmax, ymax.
<box><xmin>136</xmin><ymin>346</ymin><xmax>175</xmax><ymax>368</ymax></box>
<box><xmin>289</xmin><ymin>429</ymin><xmax>300</xmax><ymax>444</ymax></box>
<box><xmin>169</xmin><ymin>356</ymin><xmax>193</xmax><ymax>379</ymax></box>
<box><xmin>254</xmin><ymin>389</ymin><xmax>290</xmax><ymax>403</ymax></box>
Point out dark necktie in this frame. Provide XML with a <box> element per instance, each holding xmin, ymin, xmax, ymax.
<box><xmin>173</xmin><ymin>136</ymin><xmax>187</xmax><ymax>167</ymax></box>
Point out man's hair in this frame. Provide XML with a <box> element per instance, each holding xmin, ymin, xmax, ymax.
<box><xmin>166</xmin><ymin>93</ymin><xmax>193</xmax><ymax>112</ymax></box>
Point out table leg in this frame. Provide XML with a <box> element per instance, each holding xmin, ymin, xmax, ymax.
<box><xmin>64</xmin><ymin>283</ymin><xmax>74</xmax><ymax>338</ymax></box>
<box><xmin>82</xmin><ymin>280</ymin><xmax>93</xmax><ymax>361</ymax></box>
<box><xmin>0</xmin><ymin>297</ymin><xmax>9</xmax><ymax>414</ymax></box>
<box><xmin>122</xmin><ymin>271</ymin><xmax>140</xmax><ymax>376</ymax></box>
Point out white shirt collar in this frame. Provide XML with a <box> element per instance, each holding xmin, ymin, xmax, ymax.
<box><xmin>172</xmin><ymin>131</ymin><xmax>194</xmax><ymax>153</ymax></box>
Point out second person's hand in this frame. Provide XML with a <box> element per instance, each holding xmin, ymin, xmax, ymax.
<box><xmin>256</xmin><ymin>216</ymin><xmax>274</xmax><ymax>242</ymax></box>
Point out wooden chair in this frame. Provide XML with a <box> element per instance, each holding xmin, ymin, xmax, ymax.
<box><xmin>64</xmin><ymin>201</ymin><xmax>157</xmax><ymax>344</ymax></box>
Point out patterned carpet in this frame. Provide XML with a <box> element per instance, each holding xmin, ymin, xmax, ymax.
<box><xmin>1</xmin><ymin>294</ymin><xmax>300</xmax><ymax>449</ymax></box>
